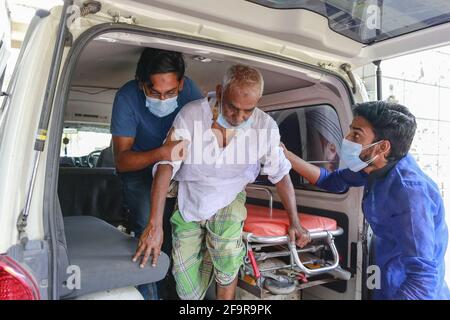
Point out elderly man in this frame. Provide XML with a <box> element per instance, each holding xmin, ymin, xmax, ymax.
<box><xmin>133</xmin><ymin>64</ymin><xmax>311</xmax><ymax>300</ymax></box>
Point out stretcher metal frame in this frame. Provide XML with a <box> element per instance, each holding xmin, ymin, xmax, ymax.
<box><xmin>239</xmin><ymin>185</ymin><xmax>350</xmax><ymax>298</ymax></box>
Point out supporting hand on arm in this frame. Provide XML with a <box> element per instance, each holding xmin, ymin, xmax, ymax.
<box><xmin>113</xmin><ymin>134</ymin><xmax>188</xmax><ymax>173</ymax></box>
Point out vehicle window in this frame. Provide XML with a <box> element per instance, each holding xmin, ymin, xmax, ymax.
<box><xmin>248</xmin><ymin>0</ymin><xmax>450</xmax><ymax>45</ymax></box>
<box><xmin>60</xmin><ymin>126</ymin><xmax>111</xmax><ymax>167</ymax></box>
<box><xmin>260</xmin><ymin>104</ymin><xmax>344</xmax><ymax>193</ymax></box>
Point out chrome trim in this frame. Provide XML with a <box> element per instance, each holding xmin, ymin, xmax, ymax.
<box><xmin>288</xmin><ymin>231</ymin><xmax>340</xmax><ymax>275</ymax></box>
<box><xmin>243</xmin><ymin>227</ymin><xmax>344</xmax><ymax>276</ymax></box>
<box><xmin>254</xmin><ymin>244</ymin><xmax>325</xmax><ymax>261</ymax></box>
<box><xmin>243</xmin><ymin>227</ymin><xmax>343</xmax><ymax>243</ymax></box>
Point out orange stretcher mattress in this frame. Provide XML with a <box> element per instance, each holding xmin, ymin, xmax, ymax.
<box><xmin>244</xmin><ymin>204</ymin><xmax>338</xmax><ymax>237</ymax></box>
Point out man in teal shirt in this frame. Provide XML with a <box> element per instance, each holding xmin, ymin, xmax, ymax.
<box><xmin>111</xmin><ymin>48</ymin><xmax>203</xmax><ymax>299</ymax></box>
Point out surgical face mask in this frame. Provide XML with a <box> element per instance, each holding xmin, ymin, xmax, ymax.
<box><xmin>145</xmin><ymin>95</ymin><xmax>179</xmax><ymax>118</ymax></box>
<box><xmin>340</xmin><ymin>138</ymin><xmax>382</xmax><ymax>172</ymax></box>
<box><xmin>216</xmin><ymin>90</ymin><xmax>253</xmax><ymax>130</ymax></box>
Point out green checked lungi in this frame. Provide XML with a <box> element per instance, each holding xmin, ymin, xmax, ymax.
<box><xmin>170</xmin><ymin>191</ymin><xmax>247</xmax><ymax>300</ymax></box>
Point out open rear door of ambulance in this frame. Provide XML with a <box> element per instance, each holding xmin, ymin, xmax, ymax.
<box><xmin>107</xmin><ymin>0</ymin><xmax>450</xmax><ymax>69</ymax></box>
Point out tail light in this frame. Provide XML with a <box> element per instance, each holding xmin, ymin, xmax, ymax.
<box><xmin>0</xmin><ymin>255</ymin><xmax>40</xmax><ymax>300</ymax></box>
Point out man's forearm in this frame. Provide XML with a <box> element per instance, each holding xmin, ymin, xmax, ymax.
<box><xmin>147</xmin><ymin>164</ymin><xmax>173</xmax><ymax>229</ymax></box>
<box><xmin>286</xmin><ymin>151</ymin><xmax>321</xmax><ymax>184</ymax></box>
<box><xmin>116</xmin><ymin>147</ymin><xmax>166</xmax><ymax>172</ymax></box>
<box><xmin>275</xmin><ymin>175</ymin><xmax>301</xmax><ymax>227</ymax></box>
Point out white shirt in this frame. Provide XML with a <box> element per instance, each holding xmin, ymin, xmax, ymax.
<box><xmin>153</xmin><ymin>98</ymin><xmax>291</xmax><ymax>222</ymax></box>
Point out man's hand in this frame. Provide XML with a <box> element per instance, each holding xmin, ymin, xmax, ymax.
<box><xmin>280</xmin><ymin>142</ymin><xmax>295</xmax><ymax>163</ymax></box>
<box><xmin>113</xmin><ymin>133</ymin><xmax>188</xmax><ymax>173</ymax></box>
<box><xmin>161</xmin><ymin>139</ymin><xmax>190</xmax><ymax>161</ymax></box>
<box><xmin>132</xmin><ymin>224</ymin><xmax>163</xmax><ymax>268</ymax></box>
<box><xmin>160</xmin><ymin>128</ymin><xmax>190</xmax><ymax>162</ymax></box>
<box><xmin>288</xmin><ymin>223</ymin><xmax>311</xmax><ymax>248</ymax></box>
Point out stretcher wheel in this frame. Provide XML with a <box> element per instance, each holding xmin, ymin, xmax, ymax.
<box><xmin>264</xmin><ymin>275</ymin><xmax>296</xmax><ymax>295</ymax></box>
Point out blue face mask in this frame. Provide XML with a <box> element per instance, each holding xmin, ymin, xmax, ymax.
<box><xmin>145</xmin><ymin>95</ymin><xmax>179</xmax><ymax>118</ymax></box>
<box><xmin>216</xmin><ymin>91</ymin><xmax>254</xmax><ymax>130</ymax></box>
<box><xmin>340</xmin><ymin>138</ymin><xmax>381</xmax><ymax>172</ymax></box>
<box><xmin>217</xmin><ymin>113</ymin><xmax>253</xmax><ymax>130</ymax></box>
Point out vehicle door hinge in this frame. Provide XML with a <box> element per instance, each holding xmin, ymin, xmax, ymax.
<box><xmin>340</xmin><ymin>63</ymin><xmax>357</xmax><ymax>94</ymax></box>
<box><xmin>64</xmin><ymin>1</ymin><xmax>102</xmax><ymax>47</ymax></box>
<box><xmin>108</xmin><ymin>10</ymin><xmax>137</xmax><ymax>25</ymax></box>
<box><xmin>16</xmin><ymin>210</ymin><xmax>28</xmax><ymax>244</ymax></box>
<box><xmin>317</xmin><ymin>62</ymin><xmax>335</xmax><ymax>70</ymax></box>
<box><xmin>64</xmin><ymin>30</ymin><xmax>73</xmax><ymax>47</ymax></box>
<box><xmin>80</xmin><ymin>1</ymin><xmax>102</xmax><ymax>17</ymax></box>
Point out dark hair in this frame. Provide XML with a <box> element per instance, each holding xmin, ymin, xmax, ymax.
<box><xmin>135</xmin><ymin>48</ymin><xmax>185</xmax><ymax>84</ymax></box>
<box><xmin>352</xmin><ymin>101</ymin><xmax>417</xmax><ymax>162</ymax></box>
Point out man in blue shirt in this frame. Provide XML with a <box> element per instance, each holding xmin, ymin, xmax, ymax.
<box><xmin>110</xmin><ymin>48</ymin><xmax>203</xmax><ymax>299</ymax></box>
<box><xmin>283</xmin><ymin>101</ymin><xmax>449</xmax><ymax>299</ymax></box>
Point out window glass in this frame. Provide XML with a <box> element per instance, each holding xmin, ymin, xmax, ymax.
<box><xmin>60</xmin><ymin>127</ymin><xmax>111</xmax><ymax>157</ymax></box>
<box><xmin>248</xmin><ymin>0</ymin><xmax>450</xmax><ymax>45</ymax></box>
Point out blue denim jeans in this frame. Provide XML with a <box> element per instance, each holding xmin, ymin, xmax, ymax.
<box><xmin>119</xmin><ymin>167</ymin><xmax>176</xmax><ymax>300</ymax></box>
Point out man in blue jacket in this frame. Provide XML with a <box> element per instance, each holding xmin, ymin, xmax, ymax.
<box><xmin>283</xmin><ymin>101</ymin><xmax>449</xmax><ymax>299</ymax></box>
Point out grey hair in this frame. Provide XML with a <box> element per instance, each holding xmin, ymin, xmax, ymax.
<box><xmin>222</xmin><ymin>64</ymin><xmax>264</xmax><ymax>97</ymax></box>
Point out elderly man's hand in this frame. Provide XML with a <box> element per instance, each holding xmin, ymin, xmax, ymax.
<box><xmin>132</xmin><ymin>224</ymin><xmax>163</xmax><ymax>268</ymax></box>
<box><xmin>288</xmin><ymin>223</ymin><xmax>311</xmax><ymax>248</ymax></box>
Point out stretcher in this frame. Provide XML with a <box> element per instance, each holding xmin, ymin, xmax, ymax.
<box><xmin>238</xmin><ymin>186</ymin><xmax>351</xmax><ymax>298</ymax></box>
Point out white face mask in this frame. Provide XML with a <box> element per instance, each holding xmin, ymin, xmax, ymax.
<box><xmin>340</xmin><ymin>138</ymin><xmax>382</xmax><ymax>172</ymax></box>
